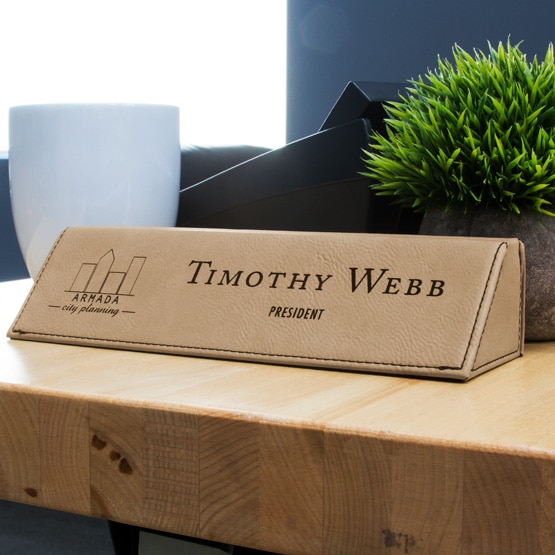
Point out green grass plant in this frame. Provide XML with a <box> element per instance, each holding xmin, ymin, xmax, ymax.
<box><xmin>362</xmin><ymin>39</ymin><xmax>555</xmax><ymax>216</ymax></box>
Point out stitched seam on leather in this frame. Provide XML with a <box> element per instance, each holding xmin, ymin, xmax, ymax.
<box><xmin>472</xmin><ymin>348</ymin><xmax>522</xmax><ymax>373</ymax></box>
<box><xmin>9</xmin><ymin>330</ymin><xmax>469</xmax><ymax>370</ymax></box>
<box><xmin>460</xmin><ymin>242</ymin><xmax>506</xmax><ymax>372</ymax></box>
<box><xmin>517</xmin><ymin>242</ymin><xmax>524</xmax><ymax>347</ymax></box>
<box><xmin>11</xmin><ymin>228</ymin><xmax>69</xmax><ymax>331</ymax></box>
<box><xmin>471</xmin><ymin>241</ymin><xmax>523</xmax><ymax>373</ymax></box>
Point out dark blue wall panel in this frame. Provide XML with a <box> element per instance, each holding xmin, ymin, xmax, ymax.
<box><xmin>0</xmin><ymin>154</ymin><xmax>29</xmax><ymax>280</ymax></box>
<box><xmin>287</xmin><ymin>0</ymin><xmax>555</xmax><ymax>141</ymax></box>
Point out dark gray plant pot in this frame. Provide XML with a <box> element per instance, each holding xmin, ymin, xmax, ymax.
<box><xmin>420</xmin><ymin>207</ymin><xmax>555</xmax><ymax>342</ymax></box>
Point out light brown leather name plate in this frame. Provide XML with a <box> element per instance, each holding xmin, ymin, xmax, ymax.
<box><xmin>8</xmin><ymin>226</ymin><xmax>525</xmax><ymax>381</ymax></box>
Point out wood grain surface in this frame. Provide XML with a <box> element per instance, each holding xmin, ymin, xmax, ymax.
<box><xmin>1</xmin><ymin>279</ymin><xmax>554</xmax><ymax>554</ymax></box>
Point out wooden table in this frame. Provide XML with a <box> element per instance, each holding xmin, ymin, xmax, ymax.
<box><xmin>0</xmin><ymin>279</ymin><xmax>554</xmax><ymax>554</ymax></box>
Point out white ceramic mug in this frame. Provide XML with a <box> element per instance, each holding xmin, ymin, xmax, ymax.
<box><xmin>9</xmin><ymin>103</ymin><xmax>181</xmax><ymax>278</ymax></box>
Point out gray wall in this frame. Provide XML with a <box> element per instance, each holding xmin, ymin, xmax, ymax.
<box><xmin>287</xmin><ymin>0</ymin><xmax>555</xmax><ymax>142</ymax></box>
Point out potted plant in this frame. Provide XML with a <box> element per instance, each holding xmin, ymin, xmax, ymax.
<box><xmin>361</xmin><ymin>39</ymin><xmax>555</xmax><ymax>340</ymax></box>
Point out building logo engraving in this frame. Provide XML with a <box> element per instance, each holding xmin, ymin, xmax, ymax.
<box><xmin>69</xmin><ymin>249</ymin><xmax>146</xmax><ymax>296</ymax></box>
<box><xmin>49</xmin><ymin>250</ymin><xmax>146</xmax><ymax>318</ymax></box>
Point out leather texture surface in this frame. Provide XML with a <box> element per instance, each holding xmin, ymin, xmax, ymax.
<box><xmin>8</xmin><ymin>227</ymin><xmax>525</xmax><ymax>381</ymax></box>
